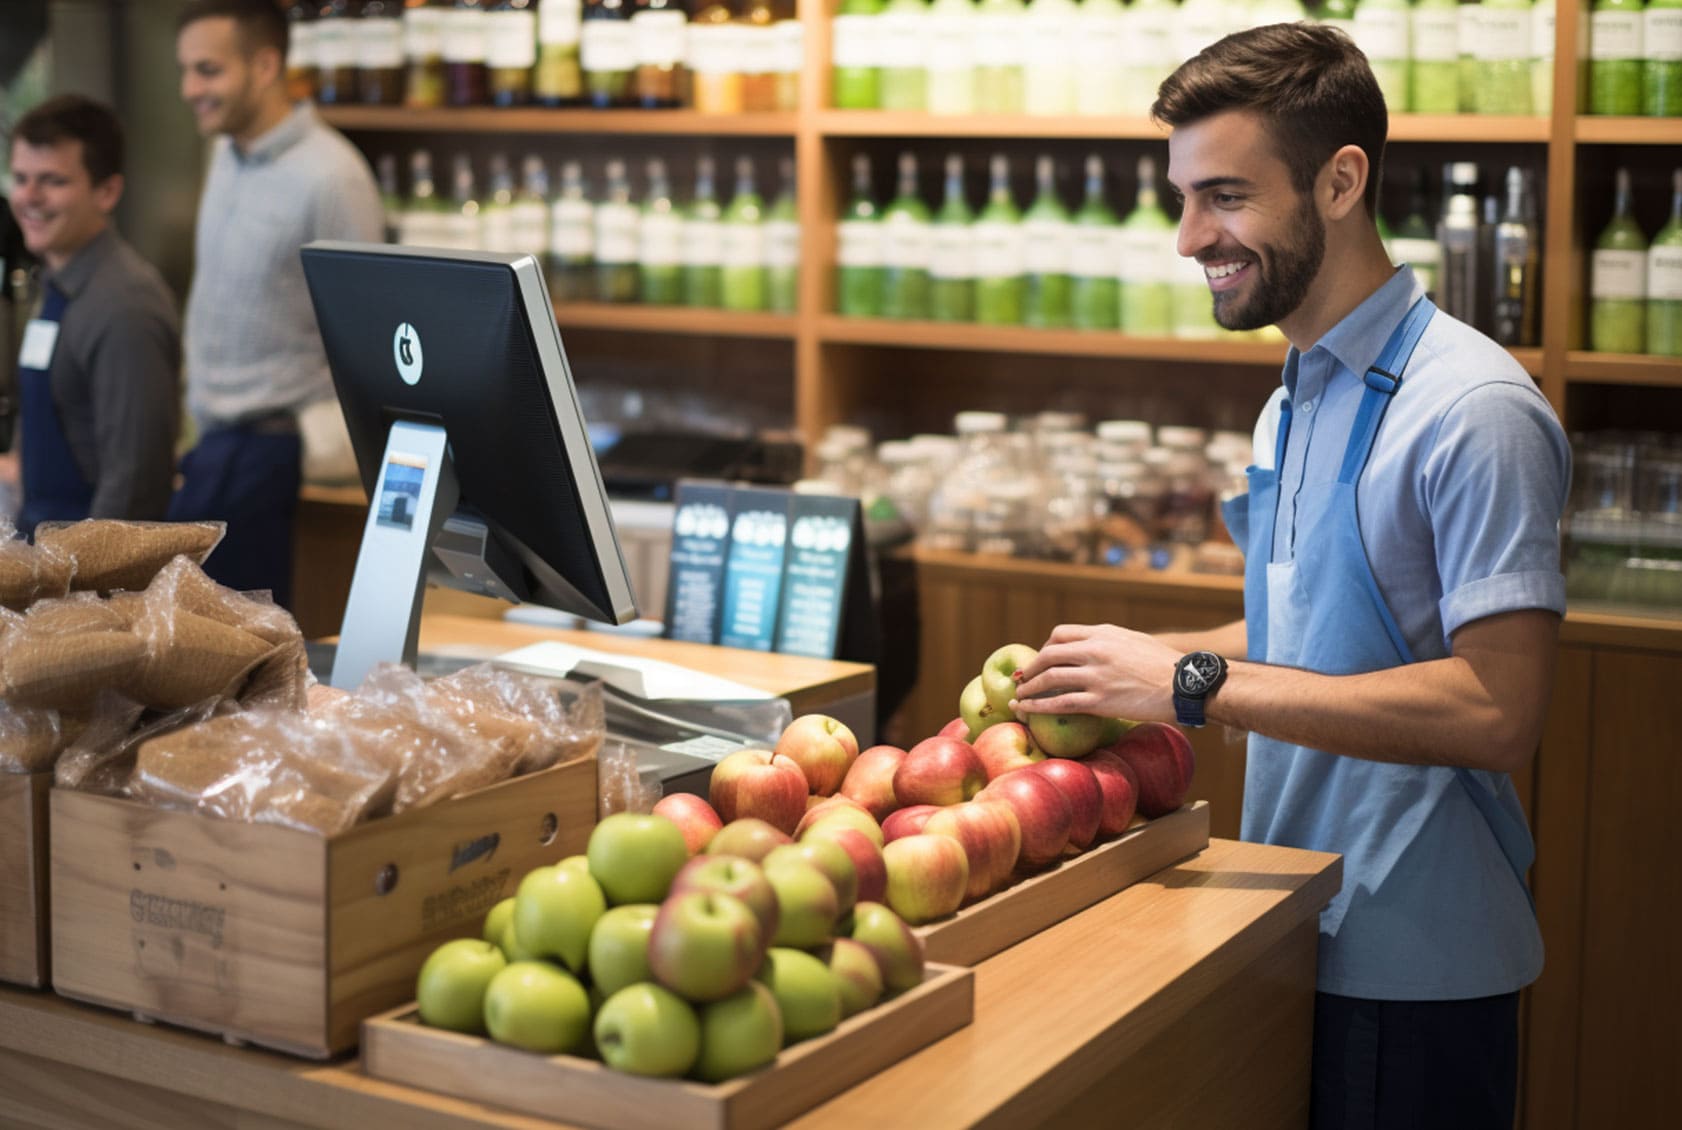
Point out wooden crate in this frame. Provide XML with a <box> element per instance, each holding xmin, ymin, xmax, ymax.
<box><xmin>0</xmin><ymin>771</ymin><xmax>52</xmax><ymax>988</ymax></box>
<box><xmin>48</xmin><ymin>755</ymin><xmax>597</xmax><ymax>1059</ymax></box>
<box><xmin>915</xmin><ymin>800</ymin><xmax>1211</xmax><ymax>966</ymax></box>
<box><xmin>362</xmin><ymin>963</ymin><xmax>974</xmax><ymax>1130</ymax></box>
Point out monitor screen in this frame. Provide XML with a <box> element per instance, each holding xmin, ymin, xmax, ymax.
<box><xmin>300</xmin><ymin>241</ymin><xmax>637</xmax><ymax>629</ymax></box>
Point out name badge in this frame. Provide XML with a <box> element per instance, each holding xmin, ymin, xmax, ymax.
<box><xmin>20</xmin><ymin>319</ymin><xmax>59</xmax><ymax>371</ymax></box>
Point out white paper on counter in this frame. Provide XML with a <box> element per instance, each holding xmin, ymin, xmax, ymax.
<box><xmin>494</xmin><ymin>640</ymin><xmax>774</xmax><ymax>702</ymax></box>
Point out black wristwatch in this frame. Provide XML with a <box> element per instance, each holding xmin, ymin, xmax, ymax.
<box><xmin>1172</xmin><ymin>651</ymin><xmax>1228</xmax><ymax>728</ymax></box>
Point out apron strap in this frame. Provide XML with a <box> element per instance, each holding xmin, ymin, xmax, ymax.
<box><xmin>1337</xmin><ymin>298</ymin><xmax>1436</xmax><ymax>485</ymax></box>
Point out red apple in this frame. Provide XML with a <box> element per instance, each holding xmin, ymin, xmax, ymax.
<box><xmin>839</xmin><ymin>745</ymin><xmax>906</xmax><ymax>820</ymax></box>
<box><xmin>803</xmin><ymin>826</ymin><xmax>887</xmax><ymax>904</ymax></box>
<box><xmin>881</xmin><ymin>834</ymin><xmax>969</xmax><ymax>925</ymax></box>
<box><xmin>937</xmin><ymin>716</ymin><xmax>970</xmax><ymax>741</ymax></box>
<box><xmin>1108</xmin><ymin>722</ymin><xmax>1195</xmax><ymax>818</ymax></box>
<box><xmin>922</xmin><ymin>801</ymin><xmax>1022</xmax><ymax>900</ymax></box>
<box><xmin>705</xmin><ymin>818</ymin><xmax>792</xmax><ymax>863</ymax></box>
<box><xmin>774</xmin><ymin>713</ymin><xmax>860</xmax><ymax>796</ymax></box>
<box><xmin>893</xmin><ymin>737</ymin><xmax>987</xmax><ymax>808</ymax></box>
<box><xmin>1030</xmin><ymin>759</ymin><xmax>1103</xmax><ymax>851</ymax></box>
<box><xmin>794</xmin><ymin>795</ymin><xmax>884</xmax><ymax>848</ymax></box>
<box><xmin>971</xmin><ymin>722</ymin><xmax>1046</xmax><ymax>782</ymax></box>
<box><xmin>668</xmin><ymin>854</ymin><xmax>780</xmax><ymax>943</ymax></box>
<box><xmin>709</xmin><ymin>748</ymin><xmax>809</xmax><ymax>834</ymax></box>
<box><xmin>1083</xmin><ymin>749</ymin><xmax>1140</xmax><ymax>836</ymax></box>
<box><xmin>880</xmin><ymin>804</ymin><xmax>942</xmax><ymax>844</ymax></box>
<box><xmin>974</xmin><ymin>769</ymin><xmax>1073</xmax><ymax>868</ymax></box>
<box><xmin>652</xmin><ymin>793</ymin><xmax>725</xmax><ymax>855</ymax></box>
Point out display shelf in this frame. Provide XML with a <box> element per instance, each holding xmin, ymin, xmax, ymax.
<box><xmin>817</xmin><ymin>315</ymin><xmax>1289</xmax><ymax>366</ymax></box>
<box><xmin>1564</xmin><ymin>351</ymin><xmax>1682</xmax><ymax>387</ymax></box>
<box><xmin>320</xmin><ymin>106</ymin><xmax>798</xmax><ymax>136</ymax></box>
<box><xmin>813</xmin><ymin>112</ymin><xmax>1548</xmax><ymax>144</ymax></box>
<box><xmin>552</xmin><ymin>302</ymin><xmax>798</xmax><ymax>339</ymax></box>
<box><xmin>1573</xmin><ymin>117</ymin><xmax>1682</xmax><ymax>146</ymax></box>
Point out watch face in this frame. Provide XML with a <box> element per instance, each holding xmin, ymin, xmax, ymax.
<box><xmin>1177</xmin><ymin>653</ymin><xmax>1223</xmax><ymax>696</ymax></box>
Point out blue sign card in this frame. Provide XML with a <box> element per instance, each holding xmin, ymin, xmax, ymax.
<box><xmin>663</xmin><ymin>480</ymin><xmax>734</xmax><ymax>644</ymax></box>
<box><xmin>717</xmin><ymin>486</ymin><xmax>792</xmax><ymax>652</ymax></box>
<box><xmin>773</xmin><ymin>492</ymin><xmax>861</xmax><ymax>659</ymax></box>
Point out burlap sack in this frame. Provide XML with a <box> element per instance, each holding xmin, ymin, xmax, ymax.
<box><xmin>37</xmin><ymin>520</ymin><xmax>224</xmax><ymax>595</ymax></box>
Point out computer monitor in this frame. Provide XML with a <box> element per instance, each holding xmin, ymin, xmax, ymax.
<box><xmin>300</xmin><ymin>241</ymin><xmax>638</xmax><ymax>689</ymax></box>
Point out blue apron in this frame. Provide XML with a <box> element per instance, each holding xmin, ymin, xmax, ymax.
<box><xmin>17</xmin><ymin>280</ymin><xmax>94</xmax><ymax>536</ymax></box>
<box><xmin>1222</xmin><ymin>298</ymin><xmax>1543</xmax><ymax>1001</ymax></box>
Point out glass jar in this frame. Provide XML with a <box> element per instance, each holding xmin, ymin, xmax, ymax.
<box><xmin>924</xmin><ymin>411</ymin><xmax>1018</xmax><ymax>553</ymax></box>
<box><xmin>1096</xmin><ymin>459</ymin><xmax>1163</xmax><ymax>570</ymax></box>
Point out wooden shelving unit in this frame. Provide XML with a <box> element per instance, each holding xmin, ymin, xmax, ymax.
<box><xmin>1573</xmin><ymin>117</ymin><xmax>1682</xmax><ymax>145</ymax></box>
<box><xmin>815</xmin><ymin>316</ymin><xmax>1289</xmax><ymax>365</ymax></box>
<box><xmin>552</xmin><ymin>302</ymin><xmax>797</xmax><ymax>340</ymax></box>
<box><xmin>320</xmin><ymin>106</ymin><xmax>797</xmax><ymax>135</ymax></box>
<box><xmin>1564</xmin><ymin>351</ymin><xmax>1682</xmax><ymax>387</ymax></box>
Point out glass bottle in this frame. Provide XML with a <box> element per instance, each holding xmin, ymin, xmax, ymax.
<box><xmin>833</xmin><ymin>0</ymin><xmax>885</xmax><ymax>109</ymax></box>
<box><xmin>741</xmin><ymin>0</ymin><xmax>779</xmax><ymax>111</ymax></box>
<box><xmin>926</xmin><ymin>0</ymin><xmax>977</xmax><ymax>115</ymax></box>
<box><xmin>1591</xmin><ymin>167</ymin><xmax>1649</xmax><ymax>352</ymax></box>
<box><xmin>1456</xmin><ymin>0</ymin><xmax>1481</xmax><ymax>113</ymax></box>
<box><xmin>1069</xmin><ymin>154</ymin><xmax>1119</xmax><ymax>331</ymax></box>
<box><xmin>536</xmin><ymin>0</ymin><xmax>585</xmax><ymax>104</ymax></box>
<box><xmin>639</xmin><ymin>158</ymin><xmax>684</xmax><ymax>304</ymax></box>
<box><xmin>1118</xmin><ymin>154</ymin><xmax>1173</xmax><ymax>336</ymax></box>
<box><xmin>837</xmin><ymin>153</ymin><xmax>884</xmax><ymax>317</ymax></box>
<box><xmin>1646</xmin><ymin>0</ymin><xmax>1682</xmax><ymax>115</ymax></box>
<box><xmin>1409</xmin><ymin>0</ymin><xmax>1461</xmax><ymax>113</ymax></box>
<box><xmin>972</xmin><ymin>0</ymin><xmax>1025</xmax><ymax>114</ymax></box>
<box><xmin>771</xmin><ymin>0</ymin><xmax>803</xmax><ymax>112</ymax></box>
<box><xmin>878</xmin><ymin>0</ymin><xmax>930</xmax><ymax>111</ymax></box>
<box><xmin>974</xmin><ymin>154</ymin><xmax>1024</xmax><ymax>324</ymax></box>
<box><xmin>632</xmin><ymin>0</ymin><xmax>689</xmax><ymax>107</ymax></box>
<box><xmin>315</xmin><ymin>0</ymin><xmax>360</xmax><ymax>105</ymax></box>
<box><xmin>930</xmin><ymin>154</ymin><xmax>976</xmax><ymax>323</ymax></box>
<box><xmin>881</xmin><ymin>152</ymin><xmax>933</xmax><ymax>319</ymax></box>
<box><xmin>765</xmin><ymin>157</ymin><xmax>800</xmax><ymax>313</ymax></box>
<box><xmin>377</xmin><ymin>152</ymin><xmax>403</xmax><ymax>242</ymax></box>
<box><xmin>1120</xmin><ymin>0</ymin><xmax>1175</xmax><ymax>116</ymax></box>
<box><xmin>690</xmin><ymin>0</ymin><xmax>747</xmax><ymax>113</ymax></box>
<box><xmin>1316</xmin><ymin>0</ymin><xmax>1356</xmax><ymax>34</ymax></box>
<box><xmin>358</xmin><ymin>0</ymin><xmax>407</xmax><ymax>104</ymax></box>
<box><xmin>1491</xmin><ymin>166</ymin><xmax>1540</xmax><ymax>347</ymax></box>
<box><xmin>1436</xmin><ymin>161</ymin><xmax>1482</xmax><ymax>328</ymax></box>
<box><xmin>445</xmin><ymin>153</ymin><xmax>483</xmax><ymax>251</ymax></box>
<box><xmin>1649</xmin><ymin>168</ymin><xmax>1682</xmax><ymax>356</ymax></box>
<box><xmin>485</xmin><ymin>0</ymin><xmax>537</xmax><ymax>105</ymax></box>
<box><xmin>550</xmin><ymin>159</ymin><xmax>596</xmax><ymax>301</ymax></box>
<box><xmin>512</xmin><ymin>155</ymin><xmax>552</xmax><ymax>259</ymax></box>
<box><xmin>582</xmin><ymin>0</ymin><xmax>636</xmax><ymax>106</ymax></box>
<box><xmin>403</xmin><ymin>0</ymin><xmax>447</xmax><ymax>107</ymax></box>
<box><xmin>722</xmin><ymin>157</ymin><xmax>768</xmax><ymax>311</ymax></box>
<box><xmin>1532</xmin><ymin>0</ymin><xmax>1556</xmax><ymax>115</ymax></box>
<box><xmin>1022</xmin><ymin>0</ymin><xmax>1078</xmax><ymax>116</ymax></box>
<box><xmin>595</xmin><ymin>159</ymin><xmax>641</xmax><ymax>302</ymax></box>
<box><xmin>1473</xmin><ymin>0</ymin><xmax>1534</xmax><ymax>114</ymax></box>
<box><xmin>1075</xmin><ymin>0</ymin><xmax>1128</xmax><ymax>117</ymax></box>
<box><xmin>481</xmin><ymin>152</ymin><xmax>518</xmax><ymax>252</ymax></box>
<box><xmin>1352</xmin><ymin>0</ymin><xmax>1411</xmax><ymax>111</ymax></box>
<box><xmin>1390</xmin><ymin>165</ymin><xmax>1443</xmax><ymax>300</ymax></box>
<box><xmin>1590</xmin><ymin>0</ymin><xmax>1647</xmax><ymax>115</ymax></box>
<box><xmin>1174</xmin><ymin>0</ymin><xmax>1233</xmax><ymax>67</ymax></box>
<box><xmin>444</xmin><ymin>0</ymin><xmax>490</xmax><ymax>105</ymax></box>
<box><xmin>402</xmin><ymin>148</ymin><xmax>445</xmax><ymax>246</ymax></box>
<box><xmin>682</xmin><ymin>156</ymin><xmax>725</xmax><ymax>306</ymax></box>
<box><xmin>284</xmin><ymin>1</ymin><xmax>319</xmax><ymax>103</ymax></box>
<box><xmin>1021</xmin><ymin>155</ymin><xmax>1071</xmax><ymax>328</ymax></box>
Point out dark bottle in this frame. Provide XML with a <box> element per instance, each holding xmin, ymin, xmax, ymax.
<box><xmin>581</xmin><ymin>0</ymin><xmax>636</xmax><ymax>107</ymax></box>
<box><xmin>535</xmin><ymin>0</ymin><xmax>585</xmax><ymax>105</ymax></box>
<box><xmin>1435</xmin><ymin>162</ymin><xmax>1481</xmax><ymax>330</ymax></box>
<box><xmin>357</xmin><ymin>0</ymin><xmax>407</xmax><ymax>104</ymax></box>
<box><xmin>632</xmin><ymin>0</ymin><xmax>689</xmax><ymax>107</ymax></box>
<box><xmin>444</xmin><ymin>0</ymin><xmax>490</xmax><ymax>107</ymax></box>
<box><xmin>284</xmin><ymin>1</ymin><xmax>319</xmax><ymax>102</ymax></box>
<box><xmin>403</xmin><ymin>0</ymin><xmax>448</xmax><ymax>108</ymax></box>
<box><xmin>1491</xmin><ymin>167</ymin><xmax>1540</xmax><ymax>348</ymax></box>
<box><xmin>486</xmin><ymin>0</ymin><xmax>538</xmax><ymax>106</ymax></box>
<box><xmin>315</xmin><ymin>1</ymin><xmax>360</xmax><ymax>105</ymax></box>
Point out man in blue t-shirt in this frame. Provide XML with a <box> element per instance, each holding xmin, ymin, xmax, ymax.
<box><xmin>1014</xmin><ymin>24</ymin><xmax>1567</xmax><ymax>1130</ymax></box>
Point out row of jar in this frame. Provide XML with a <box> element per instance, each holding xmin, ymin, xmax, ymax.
<box><xmin>1566</xmin><ymin>429</ymin><xmax>1682</xmax><ymax>607</ymax></box>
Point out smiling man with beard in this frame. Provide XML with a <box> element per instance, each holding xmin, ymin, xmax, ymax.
<box><xmin>1012</xmin><ymin>24</ymin><xmax>1569</xmax><ymax>1130</ymax></box>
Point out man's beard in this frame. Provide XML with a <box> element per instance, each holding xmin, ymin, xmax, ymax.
<box><xmin>1207</xmin><ymin>197</ymin><xmax>1326</xmax><ymax>332</ymax></box>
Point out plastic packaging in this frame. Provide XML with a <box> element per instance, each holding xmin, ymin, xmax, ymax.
<box><xmin>34</xmin><ymin>518</ymin><xmax>224</xmax><ymax>595</ymax></box>
<box><xmin>0</xmin><ymin>519</ymin><xmax>74</xmax><ymax>611</ymax></box>
<box><xmin>597</xmin><ymin>737</ymin><xmax>662</xmax><ymax>816</ymax></box>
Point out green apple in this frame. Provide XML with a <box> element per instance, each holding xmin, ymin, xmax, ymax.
<box><xmin>587</xmin><ymin>903</ymin><xmax>660</xmax><ymax>999</ymax></box>
<box><xmin>1026</xmin><ymin>711</ymin><xmax>1108</xmax><ymax>759</ymax></box>
<box><xmin>847</xmin><ymin>901</ymin><xmax>925</xmax><ymax>993</ymax></box>
<box><xmin>587</xmin><ymin>813</ymin><xmax>691</xmax><ymax>905</ymax></box>
<box><xmin>762</xmin><ymin>857</ymin><xmax>840</xmax><ymax>948</ymax></box>
<box><xmin>958</xmin><ymin>675</ymin><xmax>1004</xmax><ymax>739</ymax></box>
<box><xmin>668</xmin><ymin>854</ymin><xmax>781</xmax><ymax>943</ymax></box>
<box><xmin>558</xmin><ymin>855</ymin><xmax>592</xmax><ymax>877</ymax></box>
<box><xmin>416</xmin><ymin>938</ymin><xmax>507</xmax><ymax>1034</ymax></box>
<box><xmin>648</xmin><ymin>891</ymin><xmax>766</xmax><ymax>1002</ymax></box>
<box><xmin>593</xmin><ymin>983</ymin><xmax>701</xmax><ymax>1078</ymax></box>
<box><xmin>764</xmin><ymin>839</ymin><xmax>858</xmax><ymax>915</ymax></box>
<box><xmin>513</xmin><ymin>863</ymin><xmax>607</xmax><ymax>974</ymax></box>
<box><xmin>482</xmin><ymin>897</ymin><xmax>515</xmax><ymax>945</ymax></box>
<box><xmin>498</xmin><ymin>918</ymin><xmax>544</xmax><ymax>963</ymax></box>
<box><xmin>1096</xmin><ymin>717</ymin><xmax>1136</xmax><ymax>747</ymax></box>
<box><xmin>981</xmin><ymin>643</ymin><xmax>1038</xmax><ymax>713</ymax></box>
<box><xmin>755</xmin><ymin>947</ymin><xmax>842</xmax><ymax>1044</ymax></box>
<box><xmin>818</xmin><ymin>937</ymin><xmax>884</xmax><ymax>1018</ymax></box>
<box><xmin>692</xmin><ymin>981</ymin><xmax>783</xmax><ymax>1083</ymax></box>
<box><xmin>482</xmin><ymin>960</ymin><xmax>591</xmax><ymax>1055</ymax></box>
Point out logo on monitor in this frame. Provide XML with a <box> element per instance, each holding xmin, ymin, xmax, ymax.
<box><xmin>393</xmin><ymin>323</ymin><xmax>423</xmax><ymax>385</ymax></box>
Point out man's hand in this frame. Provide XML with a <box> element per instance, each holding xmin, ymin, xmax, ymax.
<box><xmin>1010</xmin><ymin>623</ymin><xmax>1182</xmax><ymax>724</ymax></box>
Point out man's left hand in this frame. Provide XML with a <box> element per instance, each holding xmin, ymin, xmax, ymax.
<box><xmin>1011</xmin><ymin>623</ymin><xmax>1181</xmax><ymax>724</ymax></box>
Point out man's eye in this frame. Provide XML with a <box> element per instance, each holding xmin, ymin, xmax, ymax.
<box><xmin>1214</xmin><ymin>193</ymin><xmax>1242</xmax><ymax>206</ymax></box>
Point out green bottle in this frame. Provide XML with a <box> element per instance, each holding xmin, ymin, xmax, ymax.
<box><xmin>1410</xmin><ymin>0</ymin><xmax>1462</xmax><ymax>113</ymax></box>
<box><xmin>1532</xmin><ymin>0</ymin><xmax>1556</xmax><ymax>115</ymax></box>
<box><xmin>548</xmin><ymin>159</ymin><xmax>595</xmax><ymax>302</ymax></box>
<box><xmin>1069</xmin><ymin>154</ymin><xmax>1119</xmax><ymax>331</ymax></box>
<box><xmin>1121</xmin><ymin>0</ymin><xmax>1176</xmax><ymax>115</ymax></box>
<box><xmin>1021</xmin><ymin>155</ymin><xmax>1072</xmax><ymax>328</ymax></box>
<box><xmin>1119</xmin><ymin>154</ymin><xmax>1173</xmax><ymax>336</ymax></box>
<box><xmin>765</xmin><ymin>157</ymin><xmax>800</xmax><ymax>314</ymax></box>
<box><xmin>638</xmin><ymin>157</ymin><xmax>682</xmax><ymax>305</ymax></box>
<box><xmin>594</xmin><ymin>158</ymin><xmax>640</xmax><ymax>303</ymax></box>
<box><xmin>1646</xmin><ymin>0</ymin><xmax>1682</xmax><ymax>115</ymax></box>
<box><xmin>837</xmin><ymin>154</ymin><xmax>884</xmax><ymax>317</ymax></box>
<box><xmin>973</xmin><ymin>0</ymin><xmax>1026</xmax><ymax>114</ymax></box>
<box><xmin>479</xmin><ymin>152</ymin><xmax>517</xmax><ymax>254</ymax></box>
<box><xmin>1473</xmin><ymin>0</ymin><xmax>1534</xmax><ymax>114</ymax></box>
<box><xmin>878</xmin><ymin>0</ymin><xmax>929</xmax><ymax>111</ymax></box>
<box><xmin>881</xmin><ymin>152</ymin><xmax>933</xmax><ymax>319</ymax></box>
<box><xmin>1075</xmin><ymin>0</ymin><xmax>1129</xmax><ymax>116</ymax></box>
<box><xmin>1022</xmin><ymin>0</ymin><xmax>1079</xmax><ymax>117</ymax></box>
<box><xmin>926</xmin><ymin>0</ymin><xmax>978</xmax><ymax>115</ymax></box>
<box><xmin>512</xmin><ymin>156</ymin><xmax>551</xmax><ymax>262</ymax></box>
<box><xmin>1390</xmin><ymin>165</ymin><xmax>1443</xmax><ymax>300</ymax></box>
<box><xmin>929</xmin><ymin>154</ymin><xmax>976</xmax><ymax>323</ymax></box>
<box><xmin>1591</xmin><ymin>167</ymin><xmax>1649</xmax><ymax>352</ymax></box>
<box><xmin>682</xmin><ymin>156</ymin><xmax>723</xmax><ymax>308</ymax></box>
<box><xmin>1456</xmin><ymin>0</ymin><xmax>1480</xmax><ymax>113</ymax></box>
<box><xmin>1591</xmin><ymin>0</ymin><xmax>1646</xmax><ymax>115</ymax></box>
<box><xmin>1647</xmin><ymin>168</ymin><xmax>1682</xmax><ymax>356</ymax></box>
<box><xmin>832</xmin><ymin>0</ymin><xmax>883</xmax><ymax>109</ymax></box>
<box><xmin>1352</xmin><ymin>0</ymin><xmax>1412</xmax><ymax>111</ymax></box>
<box><xmin>1317</xmin><ymin>0</ymin><xmax>1356</xmax><ymax>35</ymax></box>
<box><xmin>974</xmin><ymin>154</ymin><xmax>1025</xmax><ymax>325</ymax></box>
<box><xmin>722</xmin><ymin>157</ymin><xmax>768</xmax><ymax>312</ymax></box>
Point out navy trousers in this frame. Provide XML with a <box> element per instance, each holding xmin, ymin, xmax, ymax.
<box><xmin>168</xmin><ymin>425</ymin><xmax>301</xmax><ymax>609</ymax></box>
<box><xmin>1311</xmin><ymin>990</ymin><xmax>1521</xmax><ymax>1130</ymax></box>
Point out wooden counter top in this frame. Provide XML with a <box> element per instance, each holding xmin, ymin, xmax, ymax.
<box><xmin>0</xmin><ymin>838</ymin><xmax>1339</xmax><ymax>1130</ymax></box>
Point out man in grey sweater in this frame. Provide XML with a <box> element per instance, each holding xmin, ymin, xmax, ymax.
<box><xmin>171</xmin><ymin>0</ymin><xmax>381</xmax><ymax>608</ymax></box>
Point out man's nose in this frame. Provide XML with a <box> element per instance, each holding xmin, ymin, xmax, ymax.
<box><xmin>1176</xmin><ymin>202</ymin><xmax>1214</xmax><ymax>262</ymax></box>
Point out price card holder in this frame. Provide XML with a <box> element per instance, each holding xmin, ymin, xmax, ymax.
<box><xmin>716</xmin><ymin>486</ymin><xmax>792</xmax><ymax>652</ymax></box>
<box><xmin>773</xmin><ymin>491</ymin><xmax>876</xmax><ymax>662</ymax></box>
<box><xmin>662</xmin><ymin>480</ymin><xmax>734</xmax><ymax>644</ymax></box>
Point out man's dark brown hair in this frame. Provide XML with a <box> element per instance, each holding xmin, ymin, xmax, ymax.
<box><xmin>12</xmin><ymin>94</ymin><xmax>125</xmax><ymax>185</ymax></box>
<box><xmin>177</xmin><ymin>0</ymin><xmax>289</xmax><ymax>59</ymax></box>
<box><xmin>1151</xmin><ymin>23</ymin><xmax>1388</xmax><ymax>217</ymax></box>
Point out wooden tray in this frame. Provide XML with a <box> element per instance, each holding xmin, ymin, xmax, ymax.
<box><xmin>361</xmin><ymin>963</ymin><xmax>975</xmax><ymax>1130</ymax></box>
<box><xmin>915</xmin><ymin>800</ymin><xmax>1211</xmax><ymax>966</ymax></box>
<box><xmin>0</xmin><ymin>771</ymin><xmax>52</xmax><ymax>988</ymax></box>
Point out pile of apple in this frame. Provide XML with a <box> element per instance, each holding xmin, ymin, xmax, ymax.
<box><xmin>413</xmin><ymin>800</ymin><xmax>926</xmax><ymax>1083</ymax></box>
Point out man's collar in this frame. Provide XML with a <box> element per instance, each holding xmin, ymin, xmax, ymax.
<box><xmin>232</xmin><ymin>100</ymin><xmax>315</xmax><ymax>165</ymax></box>
<box><xmin>1278</xmin><ymin>266</ymin><xmax>1423</xmax><ymax>398</ymax></box>
<box><xmin>43</xmin><ymin>226</ymin><xmax>119</xmax><ymax>300</ymax></box>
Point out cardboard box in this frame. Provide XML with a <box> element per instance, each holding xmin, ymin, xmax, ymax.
<box><xmin>0</xmin><ymin>771</ymin><xmax>52</xmax><ymax>987</ymax></box>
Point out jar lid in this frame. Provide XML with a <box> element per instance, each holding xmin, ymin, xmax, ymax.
<box><xmin>1157</xmin><ymin>426</ymin><xmax>1209</xmax><ymax>450</ymax></box>
<box><xmin>1097</xmin><ymin>419</ymin><xmax>1152</xmax><ymax>444</ymax></box>
<box><xmin>824</xmin><ymin>424</ymin><xmax>873</xmax><ymax>451</ymax></box>
<box><xmin>877</xmin><ymin>440</ymin><xmax>919</xmax><ymax>464</ymax></box>
<box><xmin>955</xmin><ymin>411</ymin><xmax>1008</xmax><ymax>434</ymax></box>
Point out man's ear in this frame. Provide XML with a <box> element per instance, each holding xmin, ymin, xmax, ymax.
<box><xmin>251</xmin><ymin>44</ymin><xmax>283</xmax><ymax>89</ymax></box>
<box><xmin>93</xmin><ymin>172</ymin><xmax>125</xmax><ymax>216</ymax></box>
<box><xmin>1321</xmin><ymin>144</ymin><xmax>1370</xmax><ymax>222</ymax></box>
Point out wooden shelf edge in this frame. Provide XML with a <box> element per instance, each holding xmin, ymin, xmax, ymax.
<box><xmin>1386</xmin><ymin>114</ymin><xmax>1551</xmax><ymax>143</ymax></box>
<box><xmin>1573</xmin><ymin>117</ymin><xmax>1682</xmax><ymax>146</ymax></box>
<box><xmin>552</xmin><ymin>302</ymin><xmax>798</xmax><ymax>339</ymax></box>
<box><xmin>816</xmin><ymin>315</ymin><xmax>1288</xmax><ymax>366</ymax></box>
<box><xmin>1564</xmin><ymin>351</ymin><xmax>1682</xmax><ymax>387</ymax></box>
<box><xmin>320</xmin><ymin>106</ymin><xmax>798</xmax><ymax>136</ymax></box>
<box><xmin>813</xmin><ymin>111</ymin><xmax>1546</xmax><ymax>143</ymax></box>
